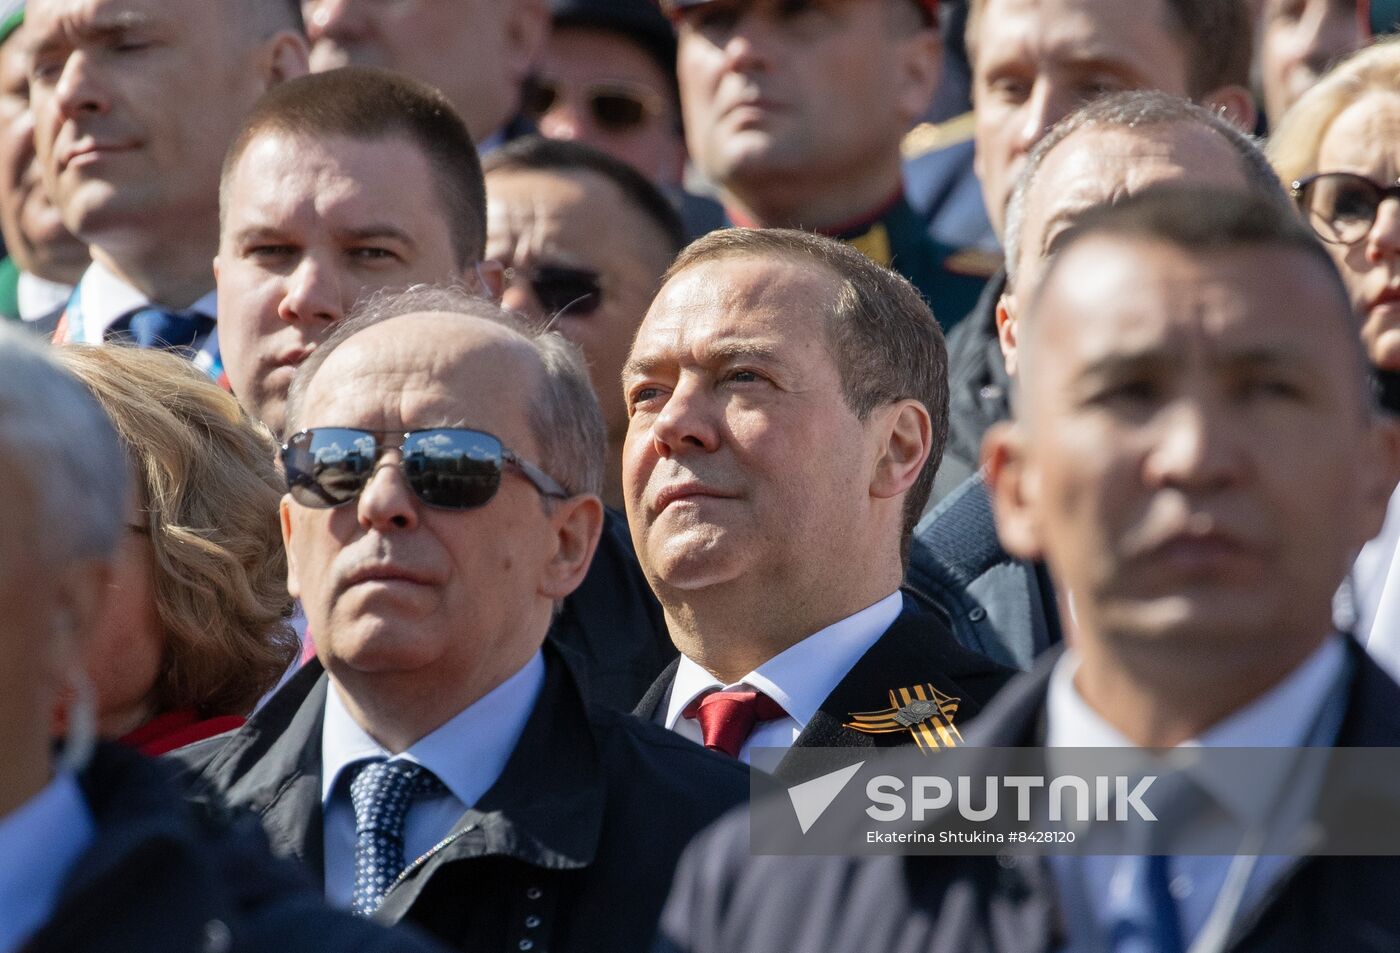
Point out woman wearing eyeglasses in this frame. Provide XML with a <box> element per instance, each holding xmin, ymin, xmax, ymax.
<box><xmin>51</xmin><ymin>345</ymin><xmax>298</xmax><ymax>755</ymax></box>
<box><xmin>1270</xmin><ymin>38</ymin><xmax>1400</xmax><ymax>669</ymax></box>
<box><xmin>1271</xmin><ymin>38</ymin><xmax>1400</xmax><ymax>375</ymax></box>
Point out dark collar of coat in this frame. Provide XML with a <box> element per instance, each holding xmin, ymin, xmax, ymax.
<box><xmin>191</xmin><ymin>644</ymin><xmax>608</xmax><ymax>888</ymax></box>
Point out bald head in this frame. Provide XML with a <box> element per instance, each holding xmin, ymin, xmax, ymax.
<box><xmin>286</xmin><ymin>284</ymin><xmax>605</xmax><ymax>497</ymax></box>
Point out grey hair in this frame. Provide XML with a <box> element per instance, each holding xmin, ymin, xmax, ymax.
<box><xmin>284</xmin><ymin>283</ymin><xmax>605</xmax><ymax>498</ymax></box>
<box><xmin>1003</xmin><ymin>91</ymin><xmax>1286</xmax><ymax>290</ymax></box>
<box><xmin>0</xmin><ymin>324</ymin><xmax>126</xmax><ymax>564</ymax></box>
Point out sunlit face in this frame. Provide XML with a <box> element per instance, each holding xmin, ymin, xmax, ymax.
<box><xmin>301</xmin><ymin>0</ymin><xmax>535</xmax><ymax>143</ymax></box>
<box><xmin>1258</xmin><ymin>0</ymin><xmax>1364</xmax><ymax>124</ymax></box>
<box><xmin>676</xmin><ymin>0</ymin><xmax>931</xmax><ymax>198</ymax></box>
<box><xmin>216</xmin><ymin>132</ymin><xmax>465</xmax><ymax>438</ymax></box>
<box><xmin>281</xmin><ymin>314</ymin><xmax>560</xmax><ymax>700</ymax></box>
<box><xmin>486</xmin><ymin>166</ymin><xmax>672</xmax><ymax>443</ymax></box>
<box><xmin>1004</xmin><ymin>237</ymin><xmax>1378</xmax><ymax>658</ymax></box>
<box><xmin>27</xmin><ymin>0</ymin><xmax>297</xmax><ymax>246</ymax></box>
<box><xmin>535</xmin><ymin>26</ymin><xmax>685</xmax><ymax>187</ymax></box>
<box><xmin>622</xmin><ymin>254</ymin><xmax>883</xmax><ymax>598</ymax></box>
<box><xmin>1312</xmin><ymin>91</ymin><xmax>1400</xmax><ymax>370</ymax></box>
<box><xmin>971</xmin><ymin>0</ymin><xmax>1191</xmax><ymax>237</ymax></box>
<box><xmin>0</xmin><ymin>23</ymin><xmax>87</xmax><ymax>281</ymax></box>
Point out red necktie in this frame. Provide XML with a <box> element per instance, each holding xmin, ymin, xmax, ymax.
<box><xmin>682</xmin><ymin>689</ymin><xmax>788</xmax><ymax>759</ymax></box>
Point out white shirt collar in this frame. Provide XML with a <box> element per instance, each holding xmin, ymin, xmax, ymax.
<box><xmin>0</xmin><ymin>770</ymin><xmax>95</xmax><ymax>953</ymax></box>
<box><xmin>664</xmin><ymin>591</ymin><xmax>904</xmax><ymax>731</ymax></box>
<box><xmin>320</xmin><ymin>650</ymin><xmax>545</xmax><ymax>810</ymax></box>
<box><xmin>1047</xmin><ymin>636</ymin><xmax>1347</xmax><ymax>822</ymax></box>
<box><xmin>73</xmin><ymin>258</ymin><xmax>216</xmax><ymax>344</ymax></box>
<box><xmin>17</xmin><ymin>272</ymin><xmax>72</xmax><ymax>323</ymax></box>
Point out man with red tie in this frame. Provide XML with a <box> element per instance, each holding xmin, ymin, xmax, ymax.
<box><xmin>623</xmin><ymin>227</ymin><xmax>1011</xmax><ymax>778</ymax></box>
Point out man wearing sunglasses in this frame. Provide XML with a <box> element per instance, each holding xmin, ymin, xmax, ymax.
<box><xmin>216</xmin><ymin>71</ymin><xmax>675</xmax><ymax>713</ymax></box>
<box><xmin>665</xmin><ymin>0</ymin><xmax>987</xmax><ymax>330</ymax></box>
<box><xmin>180</xmin><ymin>287</ymin><xmax>749</xmax><ymax>953</ymax></box>
<box><xmin>484</xmin><ymin>136</ymin><xmax>687</xmax><ymax>511</ymax></box>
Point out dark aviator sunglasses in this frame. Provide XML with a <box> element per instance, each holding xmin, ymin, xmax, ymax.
<box><xmin>281</xmin><ymin>427</ymin><xmax>568</xmax><ymax>511</ymax></box>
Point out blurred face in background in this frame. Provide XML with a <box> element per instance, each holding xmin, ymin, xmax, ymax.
<box><xmin>1257</xmin><ymin>0</ymin><xmax>1365</xmax><ymax>124</ymax></box>
<box><xmin>0</xmin><ymin>22</ymin><xmax>88</xmax><ymax>284</ymax></box>
<box><xmin>531</xmin><ymin>26</ymin><xmax>685</xmax><ymax>187</ymax></box>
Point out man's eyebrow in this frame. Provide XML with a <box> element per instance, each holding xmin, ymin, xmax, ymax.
<box><xmin>337</xmin><ymin>225</ymin><xmax>418</xmax><ymax>249</ymax></box>
<box><xmin>32</xmin><ymin>11</ymin><xmax>157</xmax><ymax>58</ymax></box>
<box><xmin>620</xmin><ymin>339</ymin><xmax>788</xmax><ymax>382</ymax></box>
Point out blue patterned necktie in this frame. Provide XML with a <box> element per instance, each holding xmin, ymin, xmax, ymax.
<box><xmin>104</xmin><ymin>306</ymin><xmax>214</xmax><ymax>354</ymax></box>
<box><xmin>347</xmin><ymin>759</ymin><xmax>447</xmax><ymax>917</ymax></box>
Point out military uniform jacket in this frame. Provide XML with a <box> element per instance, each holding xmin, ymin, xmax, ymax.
<box><xmin>178</xmin><ymin>647</ymin><xmax>750</xmax><ymax>953</ymax></box>
<box><xmin>25</xmin><ymin>743</ymin><xmax>448</xmax><ymax>953</ymax></box>
<box><xmin>655</xmin><ymin>640</ymin><xmax>1400</xmax><ymax>953</ymax></box>
<box><xmin>633</xmin><ymin>606</ymin><xmax>1013</xmax><ymax>781</ymax></box>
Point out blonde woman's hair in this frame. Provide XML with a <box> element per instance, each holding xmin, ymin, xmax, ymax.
<box><xmin>1269</xmin><ymin>36</ymin><xmax>1400</xmax><ymax>188</ymax></box>
<box><xmin>56</xmin><ymin>344</ymin><xmax>296</xmax><ymax>717</ymax></box>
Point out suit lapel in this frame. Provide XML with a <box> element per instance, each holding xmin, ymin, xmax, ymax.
<box><xmin>632</xmin><ymin>656</ymin><xmax>681</xmax><ymax>723</ymax></box>
<box><xmin>787</xmin><ymin>608</ymin><xmax>1009</xmax><ymax>756</ymax></box>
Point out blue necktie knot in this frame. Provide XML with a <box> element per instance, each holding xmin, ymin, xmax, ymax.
<box><xmin>105</xmin><ymin>306</ymin><xmax>214</xmax><ymax>353</ymax></box>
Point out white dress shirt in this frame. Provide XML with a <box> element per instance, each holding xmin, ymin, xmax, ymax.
<box><xmin>320</xmin><ymin>650</ymin><xmax>545</xmax><ymax>908</ymax></box>
<box><xmin>0</xmin><ymin>770</ymin><xmax>96</xmax><ymax>953</ymax></box>
<box><xmin>1046</xmin><ymin>636</ymin><xmax>1347</xmax><ymax>950</ymax></box>
<box><xmin>63</xmin><ymin>260</ymin><xmax>220</xmax><ymax>375</ymax></box>
<box><xmin>660</xmin><ymin>591</ymin><xmax>904</xmax><ymax>764</ymax></box>
<box><xmin>17</xmin><ymin>271</ymin><xmax>72</xmax><ymax>323</ymax></box>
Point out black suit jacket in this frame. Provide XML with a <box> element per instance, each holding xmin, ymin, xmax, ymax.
<box><xmin>633</xmin><ymin>605</ymin><xmax>1013</xmax><ymax>779</ymax></box>
<box><xmin>176</xmin><ymin>646</ymin><xmax>749</xmax><ymax>953</ymax></box>
<box><xmin>655</xmin><ymin>639</ymin><xmax>1400</xmax><ymax>953</ymax></box>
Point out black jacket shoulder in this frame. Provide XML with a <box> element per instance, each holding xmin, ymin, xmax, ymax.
<box><xmin>23</xmin><ymin>743</ymin><xmax>448</xmax><ymax>953</ymax></box>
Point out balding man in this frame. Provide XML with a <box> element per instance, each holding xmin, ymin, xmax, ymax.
<box><xmin>657</xmin><ymin>186</ymin><xmax>1400</xmax><ymax>953</ymax></box>
<box><xmin>180</xmin><ymin>287</ymin><xmax>747</xmax><ymax>953</ymax></box>
<box><xmin>906</xmin><ymin>91</ymin><xmax>1291</xmax><ymax>671</ymax></box>
<box><xmin>0</xmin><ymin>322</ymin><xmax>449</xmax><ymax>953</ymax></box>
<box><xmin>933</xmin><ymin>0</ymin><xmax>1256</xmax><ymax>504</ymax></box>
<box><xmin>29</xmin><ymin>0</ymin><xmax>307</xmax><ymax>377</ymax></box>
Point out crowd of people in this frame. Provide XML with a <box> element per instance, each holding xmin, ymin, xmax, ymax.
<box><xmin>3</xmin><ymin>0</ymin><xmax>1400</xmax><ymax>950</ymax></box>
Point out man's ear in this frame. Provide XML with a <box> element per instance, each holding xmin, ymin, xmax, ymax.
<box><xmin>982</xmin><ymin>421</ymin><xmax>1043</xmax><ymax>561</ymax></box>
<box><xmin>261</xmin><ymin>30</ymin><xmax>311</xmax><ymax>89</ymax></box>
<box><xmin>1199</xmin><ymin>84</ymin><xmax>1257</xmax><ymax>134</ymax></box>
<box><xmin>280</xmin><ymin>496</ymin><xmax>302</xmax><ymax>601</ymax></box>
<box><xmin>539</xmin><ymin>493</ymin><xmax>605</xmax><ymax>601</ymax></box>
<box><xmin>471</xmin><ymin>259</ymin><xmax>506</xmax><ymax>302</ymax></box>
<box><xmin>505</xmin><ymin>0</ymin><xmax>551</xmax><ymax>84</ymax></box>
<box><xmin>870</xmin><ymin>399</ymin><xmax>933</xmax><ymax>501</ymax></box>
<box><xmin>995</xmin><ymin>291</ymin><xmax>1019</xmax><ymax>377</ymax></box>
<box><xmin>894</xmin><ymin>27</ymin><xmax>943</xmax><ymax>128</ymax></box>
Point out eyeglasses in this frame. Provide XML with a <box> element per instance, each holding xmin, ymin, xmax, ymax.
<box><xmin>281</xmin><ymin>427</ymin><xmax>568</xmax><ymax>511</ymax></box>
<box><xmin>523</xmin><ymin>78</ymin><xmax>666</xmax><ymax>133</ymax></box>
<box><xmin>1291</xmin><ymin>171</ymin><xmax>1400</xmax><ymax>246</ymax></box>
<box><xmin>502</xmin><ymin>263</ymin><xmax>604</xmax><ymax>318</ymax></box>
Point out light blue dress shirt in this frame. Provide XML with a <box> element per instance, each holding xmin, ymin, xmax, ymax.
<box><xmin>1046</xmin><ymin>636</ymin><xmax>1347</xmax><ymax>951</ymax></box>
<box><xmin>0</xmin><ymin>770</ymin><xmax>96</xmax><ymax>953</ymax></box>
<box><xmin>320</xmin><ymin>649</ymin><xmax>545</xmax><ymax>909</ymax></box>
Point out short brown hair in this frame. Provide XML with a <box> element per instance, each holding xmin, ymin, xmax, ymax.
<box><xmin>966</xmin><ymin>0</ymin><xmax>1253</xmax><ymax>98</ymax></box>
<box><xmin>56</xmin><ymin>345</ymin><xmax>297</xmax><ymax>718</ymax></box>
<box><xmin>662</xmin><ymin>228</ymin><xmax>948</xmax><ymax>564</ymax></box>
<box><xmin>221</xmin><ymin>66</ymin><xmax>486</xmax><ymax>266</ymax></box>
